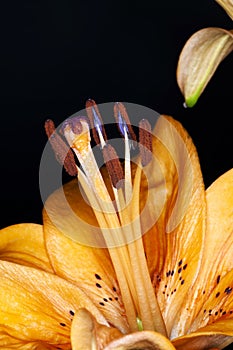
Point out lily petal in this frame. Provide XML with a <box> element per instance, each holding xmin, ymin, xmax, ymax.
<box><xmin>43</xmin><ymin>185</ymin><xmax>128</xmax><ymax>333</ymax></box>
<box><xmin>140</xmin><ymin>116</ymin><xmax>206</xmax><ymax>337</ymax></box>
<box><xmin>71</xmin><ymin>308</ymin><xmax>122</xmax><ymax>350</ymax></box>
<box><xmin>0</xmin><ymin>223</ymin><xmax>53</xmax><ymax>273</ymax></box>
<box><xmin>0</xmin><ymin>260</ymin><xmax>107</xmax><ymax>348</ymax></box>
<box><xmin>177</xmin><ymin>27</ymin><xmax>233</xmax><ymax>107</ymax></box>
<box><xmin>215</xmin><ymin>0</ymin><xmax>233</xmax><ymax>20</ymax></box>
<box><xmin>0</xmin><ymin>340</ymin><xmax>54</xmax><ymax>350</ymax></box>
<box><xmin>173</xmin><ymin>318</ymin><xmax>233</xmax><ymax>350</ymax></box>
<box><xmin>174</xmin><ymin>169</ymin><xmax>233</xmax><ymax>334</ymax></box>
<box><xmin>204</xmin><ymin>168</ymin><xmax>233</xmax><ymax>281</ymax></box>
<box><xmin>189</xmin><ymin>269</ymin><xmax>233</xmax><ymax>333</ymax></box>
<box><xmin>105</xmin><ymin>330</ymin><xmax>176</xmax><ymax>350</ymax></box>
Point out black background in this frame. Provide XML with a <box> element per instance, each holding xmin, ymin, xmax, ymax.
<box><xmin>1</xmin><ymin>0</ymin><xmax>232</xmax><ymax>228</ymax></box>
<box><xmin>0</xmin><ymin>0</ymin><xmax>233</xmax><ymax>347</ymax></box>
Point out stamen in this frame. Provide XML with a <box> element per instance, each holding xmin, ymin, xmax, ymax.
<box><xmin>102</xmin><ymin>144</ymin><xmax>124</xmax><ymax>189</ymax></box>
<box><xmin>126</xmin><ymin>165</ymin><xmax>167</xmax><ymax>335</ymax></box>
<box><xmin>77</xmin><ymin>165</ymin><xmax>139</xmax><ymax>332</ymax></box>
<box><xmin>46</xmin><ymin>103</ymin><xmax>167</xmax><ymax>336</ymax></box>
<box><xmin>61</xmin><ymin>115</ymin><xmax>141</xmax><ymax>331</ymax></box>
<box><xmin>44</xmin><ymin>119</ymin><xmax>77</xmax><ymax>176</ymax></box>
<box><xmin>114</xmin><ymin>102</ymin><xmax>136</xmax><ymax>202</ymax></box>
<box><xmin>62</xmin><ymin>117</ymin><xmax>110</xmax><ymax>202</ymax></box>
<box><xmin>114</xmin><ymin>102</ymin><xmax>137</xmax><ymax>150</ymax></box>
<box><xmin>86</xmin><ymin>99</ymin><xmax>107</xmax><ymax>147</ymax></box>
<box><xmin>122</xmin><ymin>122</ymin><xmax>133</xmax><ymax>203</ymax></box>
<box><xmin>139</xmin><ymin>119</ymin><xmax>153</xmax><ymax>167</ymax></box>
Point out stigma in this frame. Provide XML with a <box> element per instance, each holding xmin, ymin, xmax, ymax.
<box><xmin>45</xmin><ymin>100</ymin><xmax>167</xmax><ymax>336</ymax></box>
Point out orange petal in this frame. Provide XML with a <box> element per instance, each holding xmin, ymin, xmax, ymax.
<box><xmin>0</xmin><ymin>224</ymin><xmax>53</xmax><ymax>273</ymax></box>
<box><xmin>105</xmin><ymin>330</ymin><xmax>176</xmax><ymax>350</ymax></box>
<box><xmin>140</xmin><ymin>116</ymin><xmax>206</xmax><ymax>337</ymax></box>
<box><xmin>173</xmin><ymin>318</ymin><xmax>233</xmax><ymax>350</ymax></box>
<box><xmin>188</xmin><ymin>270</ymin><xmax>233</xmax><ymax>334</ymax></box>
<box><xmin>204</xmin><ymin>169</ymin><xmax>233</xmax><ymax>282</ymax></box>
<box><xmin>71</xmin><ymin>308</ymin><xmax>122</xmax><ymax>350</ymax></box>
<box><xmin>0</xmin><ymin>260</ymin><xmax>107</xmax><ymax>348</ymax></box>
<box><xmin>43</xmin><ymin>183</ymin><xmax>128</xmax><ymax>333</ymax></box>
<box><xmin>174</xmin><ymin>169</ymin><xmax>233</xmax><ymax>334</ymax></box>
<box><xmin>0</xmin><ymin>340</ymin><xmax>54</xmax><ymax>349</ymax></box>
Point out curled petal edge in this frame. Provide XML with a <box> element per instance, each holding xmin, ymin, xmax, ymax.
<box><xmin>104</xmin><ymin>331</ymin><xmax>176</xmax><ymax>350</ymax></box>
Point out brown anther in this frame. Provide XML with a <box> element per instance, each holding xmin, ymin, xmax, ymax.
<box><xmin>85</xmin><ymin>99</ymin><xmax>107</xmax><ymax>146</ymax></box>
<box><xmin>114</xmin><ymin>102</ymin><xmax>137</xmax><ymax>143</ymax></box>
<box><xmin>139</xmin><ymin>119</ymin><xmax>152</xmax><ymax>167</ymax></box>
<box><xmin>102</xmin><ymin>143</ymin><xmax>124</xmax><ymax>189</ymax></box>
<box><xmin>44</xmin><ymin>119</ymin><xmax>56</xmax><ymax>139</ymax></box>
<box><xmin>44</xmin><ymin>119</ymin><xmax>78</xmax><ymax>176</ymax></box>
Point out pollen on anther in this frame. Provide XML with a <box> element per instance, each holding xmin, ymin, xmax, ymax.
<box><xmin>44</xmin><ymin>119</ymin><xmax>77</xmax><ymax>177</ymax></box>
<box><xmin>102</xmin><ymin>143</ymin><xmax>124</xmax><ymax>189</ymax></box>
<box><xmin>139</xmin><ymin>119</ymin><xmax>153</xmax><ymax>166</ymax></box>
<box><xmin>86</xmin><ymin>99</ymin><xmax>107</xmax><ymax>146</ymax></box>
<box><xmin>114</xmin><ymin>102</ymin><xmax>136</xmax><ymax>145</ymax></box>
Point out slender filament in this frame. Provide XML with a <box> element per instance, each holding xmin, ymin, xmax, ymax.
<box><xmin>62</xmin><ymin>111</ymin><xmax>167</xmax><ymax>336</ymax></box>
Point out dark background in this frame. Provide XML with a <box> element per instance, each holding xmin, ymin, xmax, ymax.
<box><xmin>0</xmin><ymin>0</ymin><xmax>233</xmax><ymax>227</ymax></box>
<box><xmin>0</xmin><ymin>1</ymin><xmax>232</xmax><ymax>227</ymax></box>
<box><xmin>0</xmin><ymin>1</ymin><xmax>233</xmax><ymax>347</ymax></box>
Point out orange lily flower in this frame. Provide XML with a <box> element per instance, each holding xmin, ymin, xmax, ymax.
<box><xmin>0</xmin><ymin>101</ymin><xmax>233</xmax><ymax>350</ymax></box>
